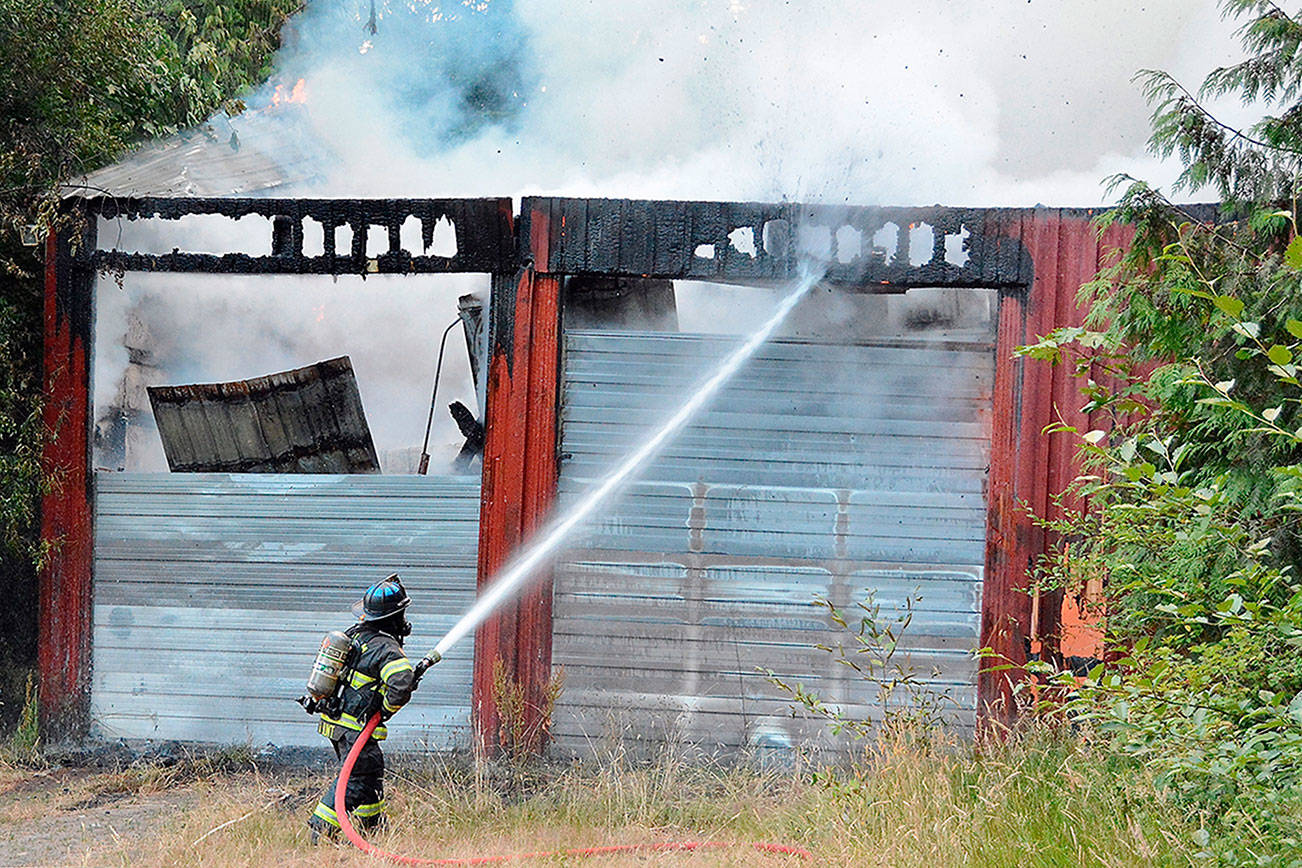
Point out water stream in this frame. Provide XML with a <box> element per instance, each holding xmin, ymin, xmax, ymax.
<box><xmin>430</xmin><ymin>265</ymin><xmax>825</xmax><ymax>660</ymax></box>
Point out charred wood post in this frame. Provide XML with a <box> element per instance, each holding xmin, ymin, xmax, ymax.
<box><xmin>472</xmin><ymin>260</ymin><xmax>560</xmax><ymax>756</ymax></box>
<box><xmin>39</xmin><ymin>207</ymin><xmax>97</xmax><ymax>740</ymax></box>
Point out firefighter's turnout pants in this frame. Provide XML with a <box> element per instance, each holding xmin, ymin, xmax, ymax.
<box><xmin>311</xmin><ymin>728</ymin><xmax>386</xmax><ymax>833</ymax></box>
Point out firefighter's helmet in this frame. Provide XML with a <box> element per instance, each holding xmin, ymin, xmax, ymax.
<box><xmin>352</xmin><ymin>573</ymin><xmax>411</xmax><ymax>622</ymax></box>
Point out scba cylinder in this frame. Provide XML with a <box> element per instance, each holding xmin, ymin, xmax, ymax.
<box><xmin>307</xmin><ymin>630</ymin><xmax>355</xmax><ymax>700</ymax></box>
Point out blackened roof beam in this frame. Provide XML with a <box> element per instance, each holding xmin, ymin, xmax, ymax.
<box><xmin>523</xmin><ymin>197</ymin><xmax>1051</xmax><ymax>291</ymax></box>
<box><xmin>522</xmin><ymin>198</ymin><xmax>1221</xmax><ymax>292</ymax></box>
<box><xmin>74</xmin><ymin>196</ymin><xmax>516</xmax><ymax>275</ymax></box>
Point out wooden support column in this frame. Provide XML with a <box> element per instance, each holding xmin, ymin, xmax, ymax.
<box><xmin>472</xmin><ymin>252</ymin><xmax>562</xmax><ymax>755</ymax></box>
<box><xmin>39</xmin><ymin>212</ymin><xmax>97</xmax><ymax>740</ymax></box>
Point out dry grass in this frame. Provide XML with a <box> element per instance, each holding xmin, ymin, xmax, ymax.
<box><xmin>2</xmin><ymin>727</ymin><xmax>1212</xmax><ymax>868</ymax></box>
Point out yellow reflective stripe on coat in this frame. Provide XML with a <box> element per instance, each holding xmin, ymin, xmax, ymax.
<box><xmin>349</xmin><ymin>671</ymin><xmax>376</xmax><ymax>689</ymax></box>
<box><xmin>380</xmin><ymin>658</ymin><xmax>413</xmax><ymax>682</ymax></box>
<box><xmin>321</xmin><ymin>711</ymin><xmax>364</xmax><ymax>731</ymax></box>
<box><xmin>319</xmin><ymin>712</ymin><xmax>388</xmax><ymax>740</ymax></box>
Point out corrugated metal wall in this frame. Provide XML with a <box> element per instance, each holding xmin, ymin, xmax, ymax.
<box><xmin>91</xmin><ymin>473</ymin><xmax>479</xmax><ymax>748</ymax></box>
<box><xmin>552</xmin><ymin>330</ymin><xmax>992</xmax><ymax>752</ymax></box>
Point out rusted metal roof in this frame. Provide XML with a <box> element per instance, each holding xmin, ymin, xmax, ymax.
<box><xmin>147</xmin><ymin>356</ymin><xmax>380</xmax><ymax>473</ymax></box>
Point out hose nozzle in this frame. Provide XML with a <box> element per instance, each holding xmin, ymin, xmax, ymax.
<box><xmin>412</xmin><ymin>650</ymin><xmax>442</xmax><ymax>685</ymax></box>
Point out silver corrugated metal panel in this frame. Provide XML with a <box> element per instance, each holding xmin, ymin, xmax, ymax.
<box><xmin>147</xmin><ymin>357</ymin><xmax>380</xmax><ymax>474</ymax></box>
<box><xmin>91</xmin><ymin>473</ymin><xmax>479</xmax><ymax>748</ymax></box>
<box><xmin>552</xmin><ymin>330</ymin><xmax>992</xmax><ymax>752</ymax></box>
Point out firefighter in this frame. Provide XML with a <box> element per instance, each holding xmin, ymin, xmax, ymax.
<box><xmin>308</xmin><ymin>574</ymin><xmax>416</xmax><ymax>841</ymax></box>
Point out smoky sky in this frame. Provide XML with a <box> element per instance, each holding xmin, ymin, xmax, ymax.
<box><xmin>253</xmin><ymin>0</ymin><xmax>1245</xmax><ymax>207</ymax></box>
<box><xmin>271</xmin><ymin>0</ymin><xmax>535</xmax><ymax>151</ymax></box>
<box><xmin>90</xmin><ymin>0</ymin><xmax>1259</xmax><ymax>473</ymax></box>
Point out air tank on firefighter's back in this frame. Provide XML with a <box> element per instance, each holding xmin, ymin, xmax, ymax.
<box><xmin>306</xmin><ymin>630</ymin><xmax>356</xmax><ymax>700</ymax></box>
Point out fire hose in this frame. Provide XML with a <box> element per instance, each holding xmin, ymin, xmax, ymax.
<box><xmin>333</xmin><ymin>712</ymin><xmax>813</xmax><ymax>865</ymax></box>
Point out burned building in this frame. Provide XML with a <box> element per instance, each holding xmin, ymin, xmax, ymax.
<box><xmin>38</xmin><ymin>194</ymin><xmax>1194</xmax><ymax>754</ymax></box>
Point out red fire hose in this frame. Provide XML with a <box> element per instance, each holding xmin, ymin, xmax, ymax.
<box><xmin>333</xmin><ymin>713</ymin><xmax>812</xmax><ymax>864</ymax></box>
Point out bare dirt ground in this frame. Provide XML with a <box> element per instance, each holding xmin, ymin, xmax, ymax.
<box><xmin>2</xmin><ymin>769</ymin><xmax>185</xmax><ymax>866</ymax></box>
<box><xmin>0</xmin><ymin>766</ymin><xmax>190</xmax><ymax>866</ymax></box>
<box><xmin>0</xmin><ymin>765</ymin><xmax>320</xmax><ymax>868</ymax></box>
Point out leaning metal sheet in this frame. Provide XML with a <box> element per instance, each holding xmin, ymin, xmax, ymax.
<box><xmin>90</xmin><ymin>473</ymin><xmax>479</xmax><ymax>749</ymax></box>
<box><xmin>553</xmin><ymin>330</ymin><xmax>993</xmax><ymax>754</ymax></box>
<box><xmin>147</xmin><ymin>356</ymin><xmax>380</xmax><ymax>474</ymax></box>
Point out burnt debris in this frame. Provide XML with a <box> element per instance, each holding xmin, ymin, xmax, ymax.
<box><xmin>147</xmin><ymin>356</ymin><xmax>381</xmax><ymax>473</ymax></box>
<box><xmin>449</xmin><ymin>400</ymin><xmax>485</xmax><ymax>472</ymax></box>
<box><xmin>564</xmin><ymin>276</ymin><xmax>678</xmax><ymax>331</ymax></box>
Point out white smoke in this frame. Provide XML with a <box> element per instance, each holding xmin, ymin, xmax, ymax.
<box><xmin>93</xmin><ymin>268</ymin><xmax>485</xmax><ymax>472</ymax></box>
<box><xmin>93</xmin><ymin>0</ymin><xmax>1254</xmax><ymax>473</ymax></box>
<box><xmin>266</xmin><ymin>0</ymin><xmax>1242</xmax><ymax>204</ymax></box>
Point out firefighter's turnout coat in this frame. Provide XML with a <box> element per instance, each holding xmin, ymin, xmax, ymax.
<box><xmin>311</xmin><ymin>623</ymin><xmax>415</xmax><ymax>832</ymax></box>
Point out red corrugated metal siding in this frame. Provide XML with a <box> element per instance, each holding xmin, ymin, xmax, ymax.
<box><xmin>39</xmin><ymin>224</ymin><xmax>96</xmax><ymax>738</ymax></box>
<box><xmin>980</xmin><ymin>211</ymin><xmax>1128</xmax><ymax>721</ymax></box>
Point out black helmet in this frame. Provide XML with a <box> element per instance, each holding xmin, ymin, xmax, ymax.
<box><xmin>352</xmin><ymin>574</ymin><xmax>411</xmax><ymax>622</ymax></box>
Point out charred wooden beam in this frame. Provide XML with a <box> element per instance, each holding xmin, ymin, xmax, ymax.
<box><xmin>521</xmin><ymin>198</ymin><xmax>1222</xmax><ymax>291</ymax></box>
<box><xmin>521</xmin><ymin>197</ymin><xmax>1045</xmax><ymax>289</ymax></box>
<box><xmin>78</xmin><ymin>196</ymin><xmax>516</xmax><ymax>276</ymax></box>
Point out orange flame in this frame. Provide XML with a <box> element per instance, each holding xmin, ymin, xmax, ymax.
<box><xmin>271</xmin><ymin>78</ymin><xmax>308</xmax><ymax>107</ymax></box>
